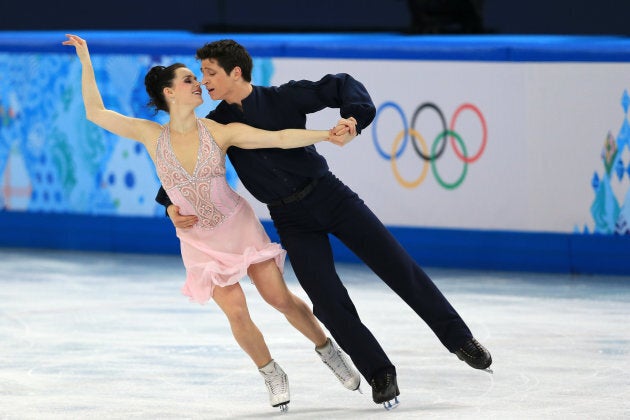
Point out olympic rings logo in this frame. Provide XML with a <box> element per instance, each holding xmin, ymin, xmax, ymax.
<box><xmin>372</xmin><ymin>101</ymin><xmax>487</xmax><ymax>190</ymax></box>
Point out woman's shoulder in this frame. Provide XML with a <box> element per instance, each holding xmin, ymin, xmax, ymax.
<box><xmin>198</xmin><ymin>118</ymin><xmax>227</xmax><ymax>148</ymax></box>
<box><xmin>199</xmin><ymin>117</ymin><xmax>221</xmax><ymax>131</ymax></box>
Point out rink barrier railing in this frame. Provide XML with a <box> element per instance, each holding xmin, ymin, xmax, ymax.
<box><xmin>0</xmin><ymin>211</ymin><xmax>627</xmax><ymax>276</ymax></box>
<box><xmin>1</xmin><ymin>31</ymin><xmax>629</xmax><ymax>275</ymax></box>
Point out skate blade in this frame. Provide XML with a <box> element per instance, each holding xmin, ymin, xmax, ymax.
<box><xmin>382</xmin><ymin>396</ymin><xmax>400</xmax><ymax>411</ymax></box>
<box><xmin>278</xmin><ymin>403</ymin><xmax>289</xmax><ymax>413</ymax></box>
<box><xmin>483</xmin><ymin>367</ymin><xmax>494</xmax><ymax>374</ymax></box>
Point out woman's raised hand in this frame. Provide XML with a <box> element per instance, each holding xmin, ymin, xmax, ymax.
<box><xmin>62</xmin><ymin>34</ymin><xmax>90</xmax><ymax>62</ymax></box>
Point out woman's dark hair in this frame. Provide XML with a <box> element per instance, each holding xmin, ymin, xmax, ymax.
<box><xmin>196</xmin><ymin>39</ymin><xmax>253</xmax><ymax>82</ymax></box>
<box><xmin>144</xmin><ymin>63</ymin><xmax>186</xmax><ymax>113</ymax></box>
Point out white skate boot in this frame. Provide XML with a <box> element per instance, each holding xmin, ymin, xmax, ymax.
<box><xmin>258</xmin><ymin>360</ymin><xmax>290</xmax><ymax>412</ymax></box>
<box><xmin>316</xmin><ymin>338</ymin><xmax>361</xmax><ymax>391</ymax></box>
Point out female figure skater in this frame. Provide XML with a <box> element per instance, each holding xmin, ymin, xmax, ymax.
<box><xmin>62</xmin><ymin>34</ymin><xmax>360</xmax><ymax>412</ymax></box>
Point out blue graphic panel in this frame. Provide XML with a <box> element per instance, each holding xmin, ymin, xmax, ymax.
<box><xmin>0</xmin><ymin>52</ymin><xmax>273</xmax><ymax>216</ymax></box>
<box><xmin>587</xmin><ymin>90</ymin><xmax>630</xmax><ymax>235</ymax></box>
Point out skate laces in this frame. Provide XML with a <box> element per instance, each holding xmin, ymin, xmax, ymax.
<box><xmin>267</xmin><ymin>372</ymin><xmax>288</xmax><ymax>395</ymax></box>
<box><xmin>456</xmin><ymin>337</ymin><xmax>492</xmax><ymax>371</ymax></box>
<box><xmin>462</xmin><ymin>338</ymin><xmax>488</xmax><ymax>359</ymax></box>
<box><xmin>318</xmin><ymin>340</ymin><xmax>359</xmax><ymax>386</ymax></box>
<box><xmin>260</xmin><ymin>363</ymin><xmax>288</xmax><ymax>396</ymax></box>
<box><xmin>370</xmin><ymin>372</ymin><xmax>393</xmax><ymax>390</ymax></box>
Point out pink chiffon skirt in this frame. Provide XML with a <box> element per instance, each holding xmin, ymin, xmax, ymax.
<box><xmin>176</xmin><ymin>199</ymin><xmax>286</xmax><ymax>304</ymax></box>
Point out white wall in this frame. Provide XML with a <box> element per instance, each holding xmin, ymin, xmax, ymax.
<box><xmin>239</xmin><ymin>58</ymin><xmax>630</xmax><ymax>234</ymax></box>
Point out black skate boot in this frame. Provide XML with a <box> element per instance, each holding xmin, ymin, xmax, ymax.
<box><xmin>455</xmin><ymin>338</ymin><xmax>493</xmax><ymax>373</ymax></box>
<box><xmin>370</xmin><ymin>370</ymin><xmax>400</xmax><ymax>410</ymax></box>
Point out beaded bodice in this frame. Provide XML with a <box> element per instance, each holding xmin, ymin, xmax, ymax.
<box><xmin>155</xmin><ymin>119</ymin><xmax>241</xmax><ymax>230</ymax></box>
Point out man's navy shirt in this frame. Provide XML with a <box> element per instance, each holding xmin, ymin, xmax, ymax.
<box><xmin>157</xmin><ymin>73</ymin><xmax>375</xmax><ymax>206</ymax></box>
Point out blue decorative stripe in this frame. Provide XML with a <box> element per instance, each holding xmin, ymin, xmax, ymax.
<box><xmin>2</xmin><ymin>212</ymin><xmax>627</xmax><ymax>275</ymax></box>
<box><xmin>3</xmin><ymin>32</ymin><xmax>630</xmax><ymax>62</ymax></box>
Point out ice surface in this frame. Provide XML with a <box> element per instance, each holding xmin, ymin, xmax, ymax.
<box><xmin>1</xmin><ymin>248</ymin><xmax>628</xmax><ymax>419</ymax></box>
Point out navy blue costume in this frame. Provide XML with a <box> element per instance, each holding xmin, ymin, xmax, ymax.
<box><xmin>156</xmin><ymin>73</ymin><xmax>473</xmax><ymax>382</ymax></box>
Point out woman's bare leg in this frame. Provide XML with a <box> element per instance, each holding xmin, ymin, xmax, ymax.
<box><xmin>212</xmin><ymin>282</ymin><xmax>272</xmax><ymax>368</ymax></box>
<box><xmin>248</xmin><ymin>259</ymin><xmax>327</xmax><ymax>347</ymax></box>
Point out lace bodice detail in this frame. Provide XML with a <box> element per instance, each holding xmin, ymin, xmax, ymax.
<box><xmin>155</xmin><ymin>119</ymin><xmax>241</xmax><ymax>230</ymax></box>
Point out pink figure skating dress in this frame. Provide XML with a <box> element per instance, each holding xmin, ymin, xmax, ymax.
<box><xmin>155</xmin><ymin>119</ymin><xmax>286</xmax><ymax>303</ymax></box>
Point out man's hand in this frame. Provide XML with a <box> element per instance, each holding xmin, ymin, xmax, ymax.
<box><xmin>328</xmin><ymin>117</ymin><xmax>358</xmax><ymax>146</ymax></box>
<box><xmin>167</xmin><ymin>205</ymin><xmax>198</xmax><ymax>229</ymax></box>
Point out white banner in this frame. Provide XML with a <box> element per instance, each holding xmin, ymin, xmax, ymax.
<box><xmin>238</xmin><ymin>58</ymin><xmax>630</xmax><ymax>234</ymax></box>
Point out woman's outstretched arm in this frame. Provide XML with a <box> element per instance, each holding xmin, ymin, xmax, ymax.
<box><xmin>62</xmin><ymin>34</ymin><xmax>159</xmax><ymax>144</ymax></box>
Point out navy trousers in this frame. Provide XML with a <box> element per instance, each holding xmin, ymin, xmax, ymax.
<box><xmin>268</xmin><ymin>172</ymin><xmax>473</xmax><ymax>381</ymax></box>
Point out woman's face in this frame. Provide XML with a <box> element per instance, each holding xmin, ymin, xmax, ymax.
<box><xmin>170</xmin><ymin>67</ymin><xmax>203</xmax><ymax>107</ymax></box>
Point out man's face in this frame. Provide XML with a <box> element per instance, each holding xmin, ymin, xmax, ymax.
<box><xmin>200</xmin><ymin>58</ymin><xmax>235</xmax><ymax>102</ymax></box>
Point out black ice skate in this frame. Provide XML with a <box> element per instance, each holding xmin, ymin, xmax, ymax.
<box><xmin>455</xmin><ymin>337</ymin><xmax>493</xmax><ymax>373</ymax></box>
<box><xmin>370</xmin><ymin>370</ymin><xmax>400</xmax><ymax>410</ymax></box>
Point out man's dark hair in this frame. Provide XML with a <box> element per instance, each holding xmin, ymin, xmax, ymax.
<box><xmin>196</xmin><ymin>39</ymin><xmax>253</xmax><ymax>82</ymax></box>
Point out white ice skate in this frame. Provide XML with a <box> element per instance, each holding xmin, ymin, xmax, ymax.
<box><xmin>258</xmin><ymin>360</ymin><xmax>290</xmax><ymax>413</ymax></box>
<box><xmin>316</xmin><ymin>338</ymin><xmax>361</xmax><ymax>392</ymax></box>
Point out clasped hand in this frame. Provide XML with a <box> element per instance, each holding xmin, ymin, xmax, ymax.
<box><xmin>328</xmin><ymin>117</ymin><xmax>358</xmax><ymax>146</ymax></box>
